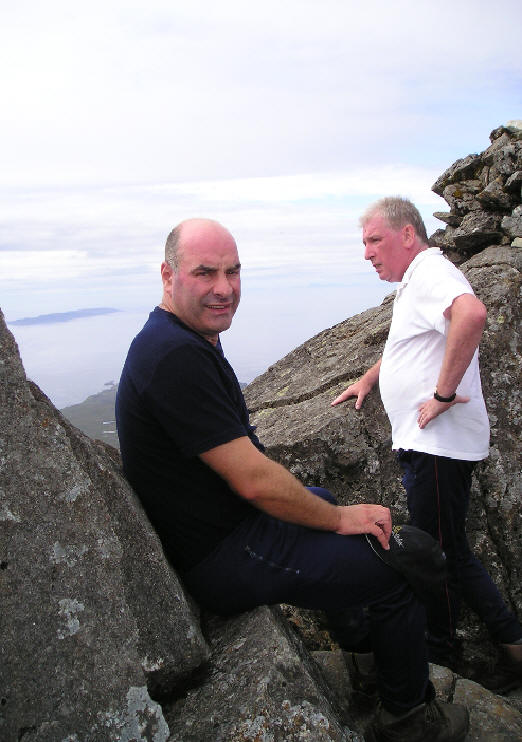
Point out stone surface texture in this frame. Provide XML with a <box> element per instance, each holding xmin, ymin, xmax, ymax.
<box><xmin>2</xmin><ymin>123</ymin><xmax>522</xmax><ymax>740</ymax></box>
<box><xmin>430</xmin><ymin>122</ymin><xmax>522</xmax><ymax>263</ymax></box>
<box><xmin>166</xmin><ymin>606</ymin><xmax>358</xmax><ymax>742</ymax></box>
<box><xmin>0</xmin><ymin>312</ymin><xmax>209</xmax><ymax>741</ymax></box>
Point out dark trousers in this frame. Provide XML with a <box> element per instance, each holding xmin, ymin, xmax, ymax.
<box><xmin>398</xmin><ymin>451</ymin><xmax>522</xmax><ymax>646</ymax></box>
<box><xmin>183</xmin><ymin>487</ymin><xmax>431</xmax><ymax>714</ymax></box>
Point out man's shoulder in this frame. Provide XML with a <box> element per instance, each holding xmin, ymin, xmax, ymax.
<box><xmin>133</xmin><ymin>309</ymin><xmax>206</xmax><ymax>356</ymax></box>
<box><xmin>120</xmin><ymin>309</ymin><xmax>223</xmax><ymax>402</ymax></box>
<box><xmin>411</xmin><ymin>252</ymin><xmax>470</xmax><ymax>292</ymax></box>
<box><xmin>124</xmin><ymin>309</ymin><xmax>217</xmax><ymax>387</ymax></box>
<box><xmin>422</xmin><ymin>251</ymin><xmax>465</xmax><ymax>276</ymax></box>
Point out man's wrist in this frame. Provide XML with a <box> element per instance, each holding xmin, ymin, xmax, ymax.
<box><xmin>434</xmin><ymin>389</ymin><xmax>456</xmax><ymax>403</ymax></box>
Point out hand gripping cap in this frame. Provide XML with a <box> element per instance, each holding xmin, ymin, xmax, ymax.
<box><xmin>366</xmin><ymin>524</ymin><xmax>447</xmax><ymax>602</ymax></box>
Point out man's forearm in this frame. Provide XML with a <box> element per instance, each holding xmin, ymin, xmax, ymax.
<box><xmin>201</xmin><ymin>438</ymin><xmax>339</xmax><ymax>529</ymax></box>
<box><xmin>201</xmin><ymin>437</ymin><xmax>391</xmax><ymax>547</ymax></box>
<box><xmin>231</xmin><ymin>453</ymin><xmax>342</xmax><ymax>531</ymax></box>
<box><xmin>364</xmin><ymin>358</ymin><xmax>382</xmax><ymax>387</ymax></box>
<box><xmin>417</xmin><ymin>294</ymin><xmax>487</xmax><ymax>429</ymax></box>
<box><xmin>437</xmin><ymin>294</ymin><xmax>486</xmax><ymax>397</ymax></box>
<box><xmin>238</xmin><ymin>456</ymin><xmax>392</xmax><ymax>547</ymax></box>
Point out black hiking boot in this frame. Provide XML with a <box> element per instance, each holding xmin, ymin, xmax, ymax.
<box><xmin>473</xmin><ymin>639</ymin><xmax>522</xmax><ymax>694</ymax></box>
<box><xmin>364</xmin><ymin>699</ymin><xmax>469</xmax><ymax>742</ymax></box>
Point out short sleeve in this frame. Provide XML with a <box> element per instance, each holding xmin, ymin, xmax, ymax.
<box><xmin>411</xmin><ymin>258</ymin><xmax>474</xmax><ymax>335</ymax></box>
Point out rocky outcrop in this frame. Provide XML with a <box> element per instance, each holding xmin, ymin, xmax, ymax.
<box><xmin>166</xmin><ymin>606</ymin><xmax>356</xmax><ymax>742</ymax></box>
<box><xmin>0</xmin><ymin>308</ymin><xmax>210</xmax><ymax>740</ymax></box>
<box><xmin>430</xmin><ymin>121</ymin><xmax>522</xmax><ymax>262</ymax></box>
<box><xmin>2</xmin><ymin>123</ymin><xmax>522</xmax><ymax>740</ymax></box>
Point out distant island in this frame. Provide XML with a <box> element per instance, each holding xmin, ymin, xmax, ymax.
<box><xmin>8</xmin><ymin>307</ymin><xmax>120</xmax><ymax>326</ymax></box>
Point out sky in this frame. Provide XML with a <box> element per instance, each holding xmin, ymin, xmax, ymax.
<box><xmin>1</xmin><ymin>0</ymin><xmax>521</xmax><ymax>406</ymax></box>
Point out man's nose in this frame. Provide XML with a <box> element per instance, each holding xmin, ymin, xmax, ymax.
<box><xmin>214</xmin><ymin>272</ymin><xmax>233</xmax><ymax>296</ymax></box>
<box><xmin>363</xmin><ymin>243</ymin><xmax>373</xmax><ymax>261</ymax></box>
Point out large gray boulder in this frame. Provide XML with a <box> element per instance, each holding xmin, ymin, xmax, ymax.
<box><xmin>166</xmin><ymin>606</ymin><xmax>357</xmax><ymax>742</ymax></box>
<box><xmin>0</xmin><ymin>310</ymin><xmax>210</xmax><ymax>741</ymax></box>
<box><xmin>245</xmin><ymin>298</ymin><xmax>395</xmax><ymax>504</ymax></box>
<box><xmin>461</xmin><ymin>246</ymin><xmax>521</xmax><ymax>614</ymax></box>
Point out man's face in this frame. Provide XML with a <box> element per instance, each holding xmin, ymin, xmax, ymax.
<box><xmin>362</xmin><ymin>214</ymin><xmax>411</xmax><ymax>283</ymax></box>
<box><xmin>161</xmin><ymin>220</ymin><xmax>241</xmax><ymax>345</ymax></box>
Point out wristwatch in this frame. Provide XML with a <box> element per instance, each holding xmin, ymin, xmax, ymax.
<box><xmin>433</xmin><ymin>390</ymin><xmax>456</xmax><ymax>403</ymax></box>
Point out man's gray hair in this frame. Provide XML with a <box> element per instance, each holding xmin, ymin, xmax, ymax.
<box><xmin>360</xmin><ymin>196</ymin><xmax>429</xmax><ymax>244</ymax></box>
<box><xmin>165</xmin><ymin>224</ymin><xmax>183</xmax><ymax>270</ymax></box>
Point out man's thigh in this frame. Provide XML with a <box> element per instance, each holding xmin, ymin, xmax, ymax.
<box><xmin>183</xmin><ymin>505</ymin><xmax>404</xmax><ymax>616</ymax></box>
<box><xmin>398</xmin><ymin>451</ymin><xmax>474</xmax><ymax>544</ymax></box>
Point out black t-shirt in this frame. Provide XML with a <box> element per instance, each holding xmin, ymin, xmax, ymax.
<box><xmin>115</xmin><ymin>307</ymin><xmax>262</xmax><ymax>571</ymax></box>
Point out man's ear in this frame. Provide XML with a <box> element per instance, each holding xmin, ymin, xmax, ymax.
<box><xmin>160</xmin><ymin>261</ymin><xmax>174</xmax><ymax>292</ymax></box>
<box><xmin>402</xmin><ymin>224</ymin><xmax>416</xmax><ymax>248</ymax></box>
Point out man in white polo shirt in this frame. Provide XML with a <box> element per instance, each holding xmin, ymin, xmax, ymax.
<box><xmin>332</xmin><ymin>196</ymin><xmax>522</xmax><ymax>693</ymax></box>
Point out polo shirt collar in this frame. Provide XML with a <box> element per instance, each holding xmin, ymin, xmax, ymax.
<box><xmin>395</xmin><ymin>247</ymin><xmax>443</xmax><ymax>300</ymax></box>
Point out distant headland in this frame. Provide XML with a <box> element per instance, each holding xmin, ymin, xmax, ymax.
<box><xmin>8</xmin><ymin>307</ymin><xmax>120</xmax><ymax>326</ymax></box>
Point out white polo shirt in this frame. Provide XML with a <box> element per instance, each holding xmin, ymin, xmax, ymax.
<box><xmin>379</xmin><ymin>248</ymin><xmax>489</xmax><ymax>461</ymax></box>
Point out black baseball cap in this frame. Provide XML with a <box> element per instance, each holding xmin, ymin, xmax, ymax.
<box><xmin>366</xmin><ymin>524</ymin><xmax>447</xmax><ymax>602</ymax></box>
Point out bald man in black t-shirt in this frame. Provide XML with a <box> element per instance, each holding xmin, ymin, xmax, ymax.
<box><xmin>115</xmin><ymin>218</ymin><xmax>468</xmax><ymax>742</ymax></box>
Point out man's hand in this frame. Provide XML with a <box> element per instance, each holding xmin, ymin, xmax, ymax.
<box><xmin>331</xmin><ymin>379</ymin><xmax>372</xmax><ymax>410</ymax></box>
<box><xmin>417</xmin><ymin>395</ymin><xmax>469</xmax><ymax>429</ymax></box>
<box><xmin>331</xmin><ymin>359</ymin><xmax>382</xmax><ymax>410</ymax></box>
<box><xmin>336</xmin><ymin>504</ymin><xmax>392</xmax><ymax>550</ymax></box>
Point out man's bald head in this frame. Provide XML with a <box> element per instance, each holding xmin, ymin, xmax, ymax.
<box><xmin>165</xmin><ymin>218</ymin><xmax>236</xmax><ymax>271</ymax></box>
